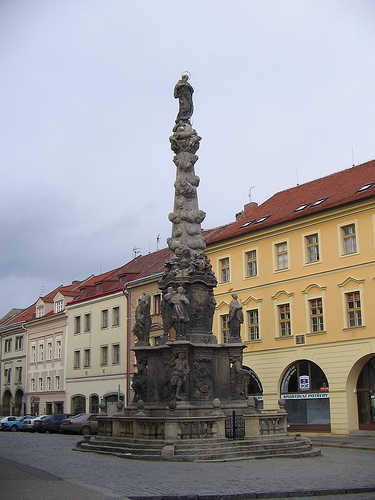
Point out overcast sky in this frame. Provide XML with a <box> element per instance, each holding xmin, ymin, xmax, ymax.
<box><xmin>1</xmin><ymin>1</ymin><xmax>375</xmax><ymax>318</ymax></box>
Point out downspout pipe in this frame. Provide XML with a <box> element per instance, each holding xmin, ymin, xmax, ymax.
<box><xmin>123</xmin><ymin>285</ymin><xmax>131</xmax><ymax>406</ymax></box>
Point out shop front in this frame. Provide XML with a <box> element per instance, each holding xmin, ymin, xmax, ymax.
<box><xmin>281</xmin><ymin>359</ymin><xmax>330</xmax><ymax>432</ymax></box>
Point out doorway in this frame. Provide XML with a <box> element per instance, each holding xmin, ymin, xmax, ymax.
<box><xmin>357</xmin><ymin>357</ymin><xmax>375</xmax><ymax>430</ymax></box>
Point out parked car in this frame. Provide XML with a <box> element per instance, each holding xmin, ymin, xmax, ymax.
<box><xmin>0</xmin><ymin>416</ymin><xmax>30</xmax><ymax>432</ymax></box>
<box><xmin>38</xmin><ymin>413</ymin><xmax>72</xmax><ymax>433</ymax></box>
<box><xmin>21</xmin><ymin>416</ymin><xmax>38</xmax><ymax>432</ymax></box>
<box><xmin>28</xmin><ymin>415</ymin><xmax>48</xmax><ymax>433</ymax></box>
<box><xmin>60</xmin><ymin>413</ymin><xmax>99</xmax><ymax>435</ymax></box>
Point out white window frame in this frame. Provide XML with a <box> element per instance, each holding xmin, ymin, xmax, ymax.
<box><xmin>273</xmin><ymin>238</ymin><xmax>290</xmax><ymax>272</ymax></box>
<box><xmin>243</xmin><ymin>247</ymin><xmax>258</xmax><ymax>278</ymax></box>
<box><xmin>338</xmin><ymin>220</ymin><xmax>359</xmax><ymax>257</ymax></box>
<box><xmin>218</xmin><ymin>256</ymin><xmax>231</xmax><ymax>284</ymax></box>
<box><xmin>302</xmin><ymin>230</ymin><xmax>321</xmax><ymax>265</ymax></box>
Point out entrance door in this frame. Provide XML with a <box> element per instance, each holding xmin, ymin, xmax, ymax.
<box><xmin>357</xmin><ymin>390</ymin><xmax>375</xmax><ymax>429</ymax></box>
<box><xmin>357</xmin><ymin>358</ymin><xmax>375</xmax><ymax>430</ymax></box>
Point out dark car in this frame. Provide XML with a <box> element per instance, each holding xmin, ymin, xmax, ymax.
<box><xmin>31</xmin><ymin>415</ymin><xmax>48</xmax><ymax>432</ymax></box>
<box><xmin>38</xmin><ymin>413</ymin><xmax>72</xmax><ymax>433</ymax></box>
<box><xmin>60</xmin><ymin>413</ymin><xmax>99</xmax><ymax>435</ymax></box>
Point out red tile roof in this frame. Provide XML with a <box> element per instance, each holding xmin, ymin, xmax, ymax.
<box><xmin>206</xmin><ymin>159</ymin><xmax>375</xmax><ymax>245</ymax></box>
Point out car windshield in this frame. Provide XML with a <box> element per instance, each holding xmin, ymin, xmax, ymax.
<box><xmin>70</xmin><ymin>413</ymin><xmax>86</xmax><ymax>420</ymax></box>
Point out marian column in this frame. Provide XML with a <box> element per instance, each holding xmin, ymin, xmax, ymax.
<box><xmin>159</xmin><ymin>74</ymin><xmax>217</xmax><ymax>344</ymax></box>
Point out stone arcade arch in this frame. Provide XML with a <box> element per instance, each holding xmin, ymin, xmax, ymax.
<box><xmin>281</xmin><ymin>359</ymin><xmax>330</xmax><ymax>432</ymax></box>
<box><xmin>356</xmin><ymin>356</ymin><xmax>375</xmax><ymax>430</ymax></box>
<box><xmin>246</xmin><ymin>367</ymin><xmax>263</xmax><ymax>410</ymax></box>
<box><xmin>14</xmin><ymin>388</ymin><xmax>25</xmax><ymax>416</ymax></box>
<box><xmin>2</xmin><ymin>389</ymin><xmax>12</xmax><ymax>416</ymax></box>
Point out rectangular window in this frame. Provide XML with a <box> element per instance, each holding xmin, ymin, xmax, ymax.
<box><xmin>73</xmin><ymin>350</ymin><xmax>81</xmax><ymax>369</ymax></box>
<box><xmin>306</xmin><ymin>234</ymin><xmax>319</xmax><ymax>263</ymax></box>
<box><xmin>346</xmin><ymin>292</ymin><xmax>362</xmax><ymax>327</ymax></box>
<box><xmin>276</xmin><ymin>243</ymin><xmax>288</xmax><ymax>270</ymax></box>
<box><xmin>112</xmin><ymin>344</ymin><xmax>120</xmax><ymax>364</ymax></box>
<box><xmin>38</xmin><ymin>377</ymin><xmax>43</xmax><ymax>392</ymax></box>
<box><xmin>4</xmin><ymin>339</ymin><xmax>12</xmax><ymax>353</ymax></box>
<box><xmin>246</xmin><ymin>250</ymin><xmax>257</xmax><ymax>277</ymax></box>
<box><xmin>220</xmin><ymin>258</ymin><xmax>230</xmax><ymax>283</ymax></box>
<box><xmin>154</xmin><ymin>294</ymin><xmax>161</xmax><ymax>315</ymax></box>
<box><xmin>31</xmin><ymin>345</ymin><xmax>36</xmax><ymax>363</ymax></box>
<box><xmin>342</xmin><ymin>224</ymin><xmax>357</xmax><ymax>254</ymax></box>
<box><xmin>56</xmin><ymin>340</ymin><xmax>62</xmax><ymax>359</ymax></box>
<box><xmin>47</xmin><ymin>342</ymin><xmax>52</xmax><ymax>361</ymax></box>
<box><xmin>83</xmin><ymin>348</ymin><xmax>91</xmax><ymax>368</ymax></box>
<box><xmin>84</xmin><ymin>313</ymin><xmax>91</xmax><ymax>332</ymax></box>
<box><xmin>15</xmin><ymin>336</ymin><xmax>23</xmax><ymax>351</ymax></box>
<box><xmin>278</xmin><ymin>304</ymin><xmax>291</xmax><ymax>337</ymax></box>
<box><xmin>15</xmin><ymin>367</ymin><xmax>22</xmax><ymax>384</ymax></box>
<box><xmin>309</xmin><ymin>298</ymin><xmax>324</xmax><ymax>332</ymax></box>
<box><xmin>112</xmin><ymin>307</ymin><xmax>120</xmax><ymax>327</ymax></box>
<box><xmin>55</xmin><ymin>299</ymin><xmax>64</xmax><ymax>313</ymax></box>
<box><xmin>248</xmin><ymin>309</ymin><xmax>260</xmax><ymax>340</ymax></box>
<box><xmin>221</xmin><ymin>314</ymin><xmax>229</xmax><ymax>343</ymax></box>
<box><xmin>101</xmin><ymin>309</ymin><xmax>109</xmax><ymax>329</ymax></box>
<box><xmin>4</xmin><ymin>368</ymin><xmax>11</xmax><ymax>384</ymax></box>
<box><xmin>38</xmin><ymin>344</ymin><xmax>44</xmax><ymax>362</ymax></box>
<box><xmin>55</xmin><ymin>376</ymin><xmax>60</xmax><ymax>391</ymax></box>
<box><xmin>46</xmin><ymin>376</ymin><xmax>51</xmax><ymax>391</ymax></box>
<box><xmin>74</xmin><ymin>316</ymin><xmax>81</xmax><ymax>334</ymax></box>
<box><xmin>101</xmin><ymin>346</ymin><xmax>108</xmax><ymax>366</ymax></box>
<box><xmin>31</xmin><ymin>378</ymin><xmax>35</xmax><ymax>392</ymax></box>
<box><xmin>37</xmin><ymin>305</ymin><xmax>44</xmax><ymax>318</ymax></box>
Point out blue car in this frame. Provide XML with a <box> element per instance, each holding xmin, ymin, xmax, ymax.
<box><xmin>0</xmin><ymin>416</ymin><xmax>29</xmax><ymax>432</ymax></box>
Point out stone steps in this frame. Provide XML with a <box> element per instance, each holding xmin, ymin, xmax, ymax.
<box><xmin>76</xmin><ymin>434</ymin><xmax>320</xmax><ymax>461</ymax></box>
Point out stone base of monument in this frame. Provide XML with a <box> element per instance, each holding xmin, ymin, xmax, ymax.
<box><xmin>75</xmin><ymin>398</ymin><xmax>320</xmax><ymax>460</ymax></box>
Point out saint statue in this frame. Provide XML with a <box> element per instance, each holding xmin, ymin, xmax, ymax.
<box><xmin>133</xmin><ymin>294</ymin><xmax>151</xmax><ymax>345</ymax></box>
<box><xmin>174</xmin><ymin>73</ymin><xmax>194</xmax><ymax>125</ymax></box>
<box><xmin>228</xmin><ymin>293</ymin><xmax>244</xmax><ymax>342</ymax></box>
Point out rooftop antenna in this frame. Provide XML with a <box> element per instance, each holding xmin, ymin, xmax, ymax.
<box><xmin>248</xmin><ymin>186</ymin><xmax>255</xmax><ymax>203</ymax></box>
<box><xmin>132</xmin><ymin>246</ymin><xmax>141</xmax><ymax>258</ymax></box>
<box><xmin>156</xmin><ymin>234</ymin><xmax>161</xmax><ymax>251</ymax></box>
<box><xmin>352</xmin><ymin>147</ymin><xmax>355</xmax><ymax>167</ymax></box>
<box><xmin>40</xmin><ymin>286</ymin><xmax>45</xmax><ymax>297</ymax></box>
<box><xmin>296</xmin><ymin>168</ymin><xmax>299</xmax><ymax>186</ymax></box>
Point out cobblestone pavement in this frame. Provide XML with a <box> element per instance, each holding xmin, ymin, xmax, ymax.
<box><xmin>0</xmin><ymin>432</ymin><xmax>375</xmax><ymax>499</ymax></box>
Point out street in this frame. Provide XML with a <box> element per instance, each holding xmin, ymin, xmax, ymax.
<box><xmin>0</xmin><ymin>431</ymin><xmax>375</xmax><ymax>499</ymax></box>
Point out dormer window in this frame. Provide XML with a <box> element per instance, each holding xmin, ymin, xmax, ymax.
<box><xmin>96</xmin><ymin>283</ymin><xmax>102</xmax><ymax>291</ymax></box>
<box><xmin>37</xmin><ymin>305</ymin><xmax>45</xmax><ymax>318</ymax></box>
<box><xmin>294</xmin><ymin>203</ymin><xmax>310</xmax><ymax>212</ymax></box>
<box><xmin>240</xmin><ymin>220</ymin><xmax>255</xmax><ymax>229</ymax></box>
<box><xmin>255</xmin><ymin>215</ymin><xmax>270</xmax><ymax>224</ymax></box>
<box><xmin>357</xmin><ymin>182</ymin><xmax>374</xmax><ymax>193</ymax></box>
<box><xmin>311</xmin><ymin>197</ymin><xmax>328</xmax><ymax>207</ymax></box>
<box><xmin>55</xmin><ymin>300</ymin><xmax>64</xmax><ymax>313</ymax></box>
<box><xmin>81</xmin><ymin>289</ymin><xmax>86</xmax><ymax>296</ymax></box>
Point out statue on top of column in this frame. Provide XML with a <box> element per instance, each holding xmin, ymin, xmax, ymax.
<box><xmin>174</xmin><ymin>73</ymin><xmax>194</xmax><ymax>128</ymax></box>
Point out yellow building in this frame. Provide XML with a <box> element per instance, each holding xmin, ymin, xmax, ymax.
<box><xmin>205</xmin><ymin>159</ymin><xmax>375</xmax><ymax>435</ymax></box>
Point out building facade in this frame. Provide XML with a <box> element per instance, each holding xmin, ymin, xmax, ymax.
<box><xmin>206</xmin><ymin>160</ymin><xmax>375</xmax><ymax>435</ymax></box>
<box><xmin>0</xmin><ymin>306</ymin><xmax>35</xmax><ymax>416</ymax></box>
<box><xmin>25</xmin><ymin>282</ymin><xmax>87</xmax><ymax>415</ymax></box>
<box><xmin>65</xmin><ymin>249</ymin><xmax>169</xmax><ymax>413</ymax></box>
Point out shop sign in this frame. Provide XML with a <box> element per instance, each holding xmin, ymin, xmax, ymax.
<box><xmin>282</xmin><ymin>393</ymin><xmax>330</xmax><ymax>400</ymax></box>
<box><xmin>299</xmin><ymin>375</ymin><xmax>310</xmax><ymax>391</ymax></box>
<box><xmin>281</xmin><ymin>365</ymin><xmax>297</xmax><ymax>393</ymax></box>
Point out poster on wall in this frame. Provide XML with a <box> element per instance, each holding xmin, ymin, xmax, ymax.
<box><xmin>299</xmin><ymin>375</ymin><xmax>310</xmax><ymax>391</ymax></box>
